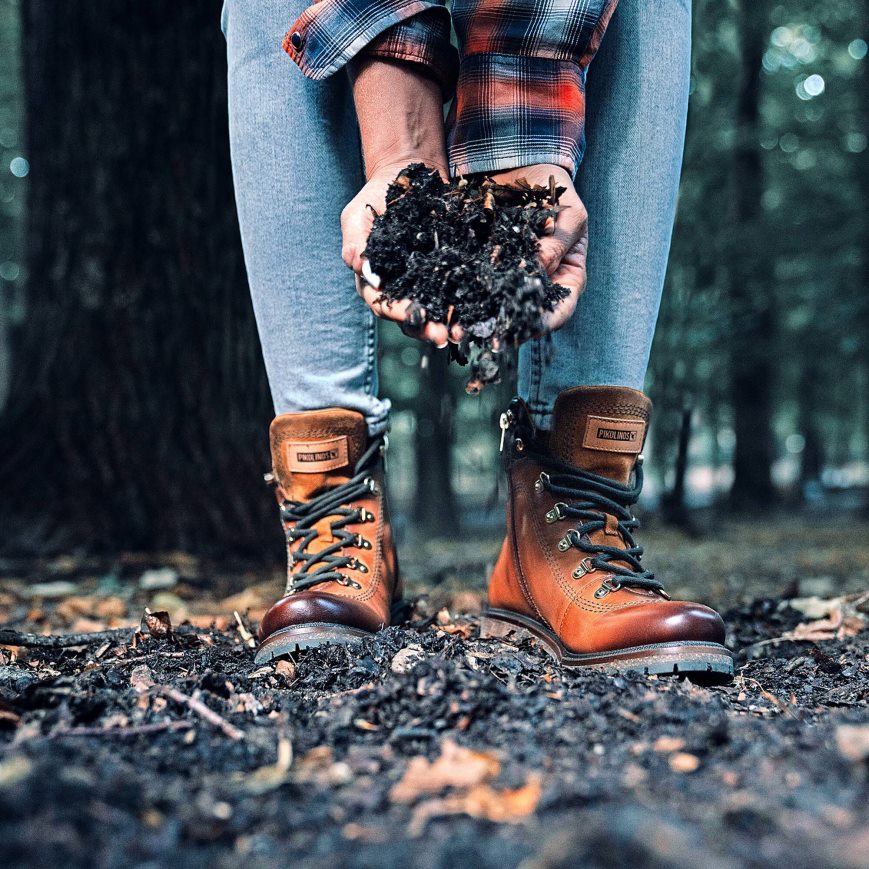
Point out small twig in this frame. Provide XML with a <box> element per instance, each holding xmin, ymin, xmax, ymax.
<box><xmin>0</xmin><ymin>627</ymin><xmax>135</xmax><ymax>649</ymax></box>
<box><xmin>153</xmin><ymin>684</ymin><xmax>245</xmax><ymax>741</ymax></box>
<box><xmin>233</xmin><ymin>611</ymin><xmax>256</xmax><ymax>649</ymax></box>
<box><xmin>50</xmin><ymin>720</ymin><xmax>193</xmax><ymax>738</ymax></box>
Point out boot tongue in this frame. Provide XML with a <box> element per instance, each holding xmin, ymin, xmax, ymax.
<box><xmin>548</xmin><ymin>386</ymin><xmax>651</xmax><ymax>484</ymax></box>
<box><xmin>270</xmin><ymin>409</ymin><xmax>368</xmax><ymax>503</ymax></box>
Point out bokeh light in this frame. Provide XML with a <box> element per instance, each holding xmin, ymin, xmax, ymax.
<box><xmin>847</xmin><ymin>38</ymin><xmax>867</xmax><ymax>60</ymax></box>
<box><xmin>8</xmin><ymin>155</ymin><xmax>28</xmax><ymax>177</ymax></box>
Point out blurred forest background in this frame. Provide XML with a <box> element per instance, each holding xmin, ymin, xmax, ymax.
<box><xmin>0</xmin><ymin>0</ymin><xmax>866</xmax><ymax>561</ymax></box>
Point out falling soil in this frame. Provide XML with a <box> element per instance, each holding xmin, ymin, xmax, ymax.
<box><xmin>363</xmin><ymin>164</ymin><xmax>569</xmax><ymax>392</ymax></box>
<box><xmin>2</xmin><ymin>591</ymin><xmax>868</xmax><ymax>868</ymax></box>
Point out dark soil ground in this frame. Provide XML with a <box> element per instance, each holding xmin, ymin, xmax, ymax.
<box><xmin>1</xmin><ymin>522</ymin><xmax>868</xmax><ymax>869</ymax></box>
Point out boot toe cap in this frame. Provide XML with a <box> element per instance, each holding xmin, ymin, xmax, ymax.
<box><xmin>650</xmin><ymin>601</ymin><xmax>727</xmax><ymax>645</ymax></box>
<box><xmin>258</xmin><ymin>591</ymin><xmax>385</xmax><ymax>641</ymax></box>
<box><xmin>572</xmin><ymin>599</ymin><xmax>727</xmax><ymax>653</ymax></box>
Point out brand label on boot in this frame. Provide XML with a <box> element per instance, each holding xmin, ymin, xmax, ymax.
<box><xmin>284</xmin><ymin>436</ymin><xmax>349</xmax><ymax>473</ymax></box>
<box><xmin>582</xmin><ymin>416</ymin><xmax>645</xmax><ymax>454</ymax></box>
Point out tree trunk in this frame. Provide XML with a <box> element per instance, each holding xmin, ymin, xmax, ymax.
<box><xmin>414</xmin><ymin>349</ymin><xmax>458</xmax><ymax>537</ymax></box>
<box><xmin>661</xmin><ymin>407</ymin><xmax>694</xmax><ymax>530</ymax></box>
<box><xmin>797</xmin><ymin>365</ymin><xmax>823</xmax><ymax>496</ymax></box>
<box><xmin>859</xmin><ymin>2</ymin><xmax>869</xmax><ymax>516</ymax></box>
<box><xmin>0</xmin><ymin>2</ymin><xmax>277</xmax><ymax>556</ymax></box>
<box><xmin>728</xmin><ymin>0</ymin><xmax>776</xmax><ymax>509</ymax></box>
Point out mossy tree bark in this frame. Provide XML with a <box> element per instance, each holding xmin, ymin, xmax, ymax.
<box><xmin>0</xmin><ymin>1</ymin><xmax>278</xmax><ymax>556</ymax></box>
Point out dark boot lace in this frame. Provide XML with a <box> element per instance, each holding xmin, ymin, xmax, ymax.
<box><xmin>528</xmin><ymin>441</ymin><xmax>668</xmax><ymax>599</ymax></box>
<box><xmin>279</xmin><ymin>437</ymin><xmax>383</xmax><ymax>594</ymax></box>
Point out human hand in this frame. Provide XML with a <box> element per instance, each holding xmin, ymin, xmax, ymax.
<box><xmin>341</xmin><ymin>162</ymin><xmax>455</xmax><ymax>347</ymax></box>
<box><xmin>344</xmin><ymin>56</ymin><xmax>454</xmax><ymax>347</ymax></box>
<box><xmin>488</xmin><ymin>164</ymin><xmax>588</xmax><ymax>332</ymax></box>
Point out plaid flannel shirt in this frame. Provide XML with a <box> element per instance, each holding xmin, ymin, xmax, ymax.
<box><xmin>284</xmin><ymin>0</ymin><xmax>619</xmax><ymax>176</ymax></box>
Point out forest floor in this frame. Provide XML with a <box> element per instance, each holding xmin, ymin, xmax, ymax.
<box><xmin>1</xmin><ymin>518</ymin><xmax>868</xmax><ymax>868</ymax></box>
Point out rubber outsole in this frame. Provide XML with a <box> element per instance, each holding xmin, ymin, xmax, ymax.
<box><xmin>254</xmin><ymin>600</ymin><xmax>412</xmax><ymax>664</ymax></box>
<box><xmin>480</xmin><ymin>608</ymin><xmax>735</xmax><ymax>683</ymax></box>
<box><xmin>255</xmin><ymin>622</ymin><xmax>373</xmax><ymax>663</ymax></box>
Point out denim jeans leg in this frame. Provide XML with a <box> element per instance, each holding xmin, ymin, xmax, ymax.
<box><xmin>222</xmin><ymin>0</ymin><xmax>391</xmax><ymax>435</ymax></box>
<box><xmin>518</xmin><ymin>0</ymin><xmax>692</xmax><ymax>430</ymax></box>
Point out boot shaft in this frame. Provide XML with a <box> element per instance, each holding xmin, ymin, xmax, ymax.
<box><xmin>269</xmin><ymin>408</ymin><xmax>370</xmax><ymax>503</ymax></box>
<box><xmin>547</xmin><ymin>386</ymin><xmax>651</xmax><ymax>484</ymax></box>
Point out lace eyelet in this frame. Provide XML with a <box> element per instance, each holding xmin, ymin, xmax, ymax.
<box><xmin>545</xmin><ymin>503</ymin><xmax>567</xmax><ymax>524</ymax></box>
<box><xmin>557</xmin><ymin>536</ymin><xmax>571</xmax><ymax>552</ymax></box>
<box><xmin>534</xmin><ymin>472</ymin><xmax>550</xmax><ymax>494</ymax></box>
<box><xmin>356</xmin><ymin>534</ymin><xmax>372</xmax><ymax>550</ymax></box>
<box><xmin>361</xmin><ymin>510</ymin><xmax>375</xmax><ymax>523</ymax></box>
<box><xmin>364</xmin><ymin>476</ymin><xmax>379</xmax><ymax>495</ymax></box>
<box><xmin>335</xmin><ymin>574</ymin><xmax>362</xmax><ymax>589</ymax></box>
<box><xmin>593</xmin><ymin>576</ymin><xmax>622</xmax><ymax>598</ymax></box>
<box><xmin>572</xmin><ymin>557</ymin><xmax>595</xmax><ymax>579</ymax></box>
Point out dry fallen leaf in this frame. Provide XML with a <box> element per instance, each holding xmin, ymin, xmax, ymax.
<box><xmin>408</xmin><ymin>775</ymin><xmax>542</xmax><ymax>836</ymax></box>
<box><xmin>789</xmin><ymin>595</ymin><xmax>845</xmax><ymax>620</ymax></box>
<box><xmin>781</xmin><ymin>594</ymin><xmax>868</xmax><ymax>643</ymax></box>
<box><xmin>788</xmin><ymin>610</ymin><xmax>864</xmax><ymax>642</ymax></box>
<box><xmin>142</xmin><ymin>610</ymin><xmax>172</xmax><ymax>639</ymax></box>
<box><xmin>390</xmin><ymin>740</ymin><xmax>501</xmax><ymax>804</ymax></box>
<box><xmin>275</xmin><ymin>659</ymin><xmax>296</xmax><ymax>680</ymax></box>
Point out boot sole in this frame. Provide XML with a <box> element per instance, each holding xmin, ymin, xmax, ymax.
<box><xmin>254</xmin><ymin>600</ymin><xmax>411</xmax><ymax>664</ymax></box>
<box><xmin>480</xmin><ymin>608</ymin><xmax>734</xmax><ymax>683</ymax></box>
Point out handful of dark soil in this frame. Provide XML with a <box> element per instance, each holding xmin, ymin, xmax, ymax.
<box><xmin>363</xmin><ymin>164</ymin><xmax>569</xmax><ymax>393</ymax></box>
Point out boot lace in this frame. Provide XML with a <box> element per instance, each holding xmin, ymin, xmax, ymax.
<box><xmin>529</xmin><ymin>443</ymin><xmax>668</xmax><ymax>598</ymax></box>
<box><xmin>279</xmin><ymin>437</ymin><xmax>383</xmax><ymax>594</ymax></box>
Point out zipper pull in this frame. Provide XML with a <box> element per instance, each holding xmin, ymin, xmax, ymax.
<box><xmin>499</xmin><ymin>409</ymin><xmax>514</xmax><ymax>452</ymax></box>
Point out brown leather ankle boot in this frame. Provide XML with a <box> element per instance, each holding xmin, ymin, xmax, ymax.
<box><xmin>255</xmin><ymin>408</ymin><xmax>403</xmax><ymax>663</ymax></box>
<box><xmin>482</xmin><ymin>386</ymin><xmax>734</xmax><ymax>680</ymax></box>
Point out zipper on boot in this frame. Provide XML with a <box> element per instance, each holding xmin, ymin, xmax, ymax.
<box><xmin>499</xmin><ymin>409</ymin><xmax>515</xmax><ymax>452</ymax></box>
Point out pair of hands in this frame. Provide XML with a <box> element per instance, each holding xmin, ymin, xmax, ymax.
<box><xmin>341</xmin><ymin>161</ymin><xmax>589</xmax><ymax>347</ymax></box>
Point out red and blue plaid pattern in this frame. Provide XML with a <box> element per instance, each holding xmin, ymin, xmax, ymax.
<box><xmin>285</xmin><ymin>0</ymin><xmax>619</xmax><ymax>176</ymax></box>
<box><xmin>283</xmin><ymin>0</ymin><xmax>455</xmax><ymax>81</ymax></box>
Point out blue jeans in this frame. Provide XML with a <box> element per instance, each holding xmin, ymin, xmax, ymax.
<box><xmin>222</xmin><ymin>0</ymin><xmax>690</xmax><ymax>434</ymax></box>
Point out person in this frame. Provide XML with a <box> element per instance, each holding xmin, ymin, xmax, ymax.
<box><xmin>221</xmin><ymin>0</ymin><xmax>734</xmax><ymax>679</ymax></box>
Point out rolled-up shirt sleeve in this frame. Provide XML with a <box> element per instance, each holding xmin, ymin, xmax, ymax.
<box><xmin>284</xmin><ymin>0</ymin><xmax>457</xmax><ymax>92</ymax></box>
<box><xmin>447</xmin><ymin>0</ymin><xmax>620</xmax><ymax>177</ymax></box>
